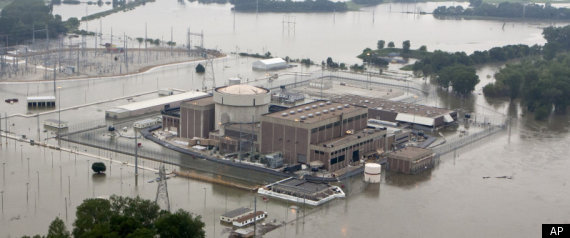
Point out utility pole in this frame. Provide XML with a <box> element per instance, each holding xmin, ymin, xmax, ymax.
<box><xmin>253</xmin><ymin>195</ymin><xmax>257</xmax><ymax>237</ymax></box>
<box><xmin>134</xmin><ymin>129</ymin><xmax>138</xmax><ymax>186</ymax></box>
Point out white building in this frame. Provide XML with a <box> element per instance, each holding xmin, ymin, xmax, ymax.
<box><xmin>106</xmin><ymin>91</ymin><xmax>208</xmax><ymax>119</ymax></box>
<box><xmin>252</xmin><ymin>58</ymin><xmax>287</xmax><ymax>71</ymax></box>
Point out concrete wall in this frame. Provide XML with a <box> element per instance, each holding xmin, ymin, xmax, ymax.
<box><xmin>180</xmin><ymin>106</ymin><xmax>215</xmax><ymax>139</ymax></box>
<box><xmin>215</xmin><ymin>104</ymin><xmax>269</xmax><ymax>130</ymax></box>
<box><xmin>260</xmin><ymin>121</ymin><xmax>309</xmax><ymax>165</ymax></box>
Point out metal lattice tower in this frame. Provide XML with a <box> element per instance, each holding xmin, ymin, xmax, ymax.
<box><xmin>155</xmin><ymin>165</ymin><xmax>171</xmax><ymax>212</ymax></box>
<box><xmin>202</xmin><ymin>57</ymin><xmax>215</xmax><ymax>92</ymax></box>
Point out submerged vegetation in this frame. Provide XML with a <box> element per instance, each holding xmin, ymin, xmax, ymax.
<box><xmin>0</xmin><ymin>0</ymin><xmax>79</xmax><ymax>45</ymax></box>
<box><xmin>434</xmin><ymin>2</ymin><xmax>570</xmax><ymax>20</ymax></box>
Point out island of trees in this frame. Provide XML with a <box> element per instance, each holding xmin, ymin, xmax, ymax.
<box><xmin>0</xmin><ymin>0</ymin><xmax>80</xmax><ymax>45</ymax></box>
<box><xmin>433</xmin><ymin>1</ymin><xmax>570</xmax><ymax>20</ymax></box>
<box><xmin>231</xmin><ymin>0</ymin><xmax>348</xmax><ymax>12</ymax></box>
<box><xmin>409</xmin><ymin>25</ymin><xmax>570</xmax><ymax>120</ymax></box>
<box><xmin>22</xmin><ymin>195</ymin><xmax>205</xmax><ymax>238</ymax></box>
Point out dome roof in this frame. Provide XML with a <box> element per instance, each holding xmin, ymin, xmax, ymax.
<box><xmin>216</xmin><ymin>85</ymin><xmax>268</xmax><ymax>95</ymax></box>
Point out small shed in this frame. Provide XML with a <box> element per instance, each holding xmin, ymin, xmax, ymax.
<box><xmin>252</xmin><ymin>58</ymin><xmax>287</xmax><ymax>71</ymax></box>
<box><xmin>220</xmin><ymin>207</ymin><xmax>253</xmax><ymax>223</ymax></box>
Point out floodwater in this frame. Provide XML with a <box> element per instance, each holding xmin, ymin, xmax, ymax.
<box><xmin>1</xmin><ymin>1</ymin><xmax>569</xmax><ymax>237</ymax></box>
<box><xmin>55</xmin><ymin>1</ymin><xmax>566</xmax><ymax>64</ymax></box>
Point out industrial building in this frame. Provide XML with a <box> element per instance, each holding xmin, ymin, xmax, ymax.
<box><xmin>106</xmin><ymin>91</ymin><xmax>208</xmax><ymax>119</ymax></box>
<box><xmin>252</xmin><ymin>58</ymin><xmax>287</xmax><ymax>71</ymax></box>
<box><xmin>332</xmin><ymin>95</ymin><xmax>457</xmax><ymax>129</ymax></box>
<box><xmin>27</xmin><ymin>96</ymin><xmax>56</xmax><ymax>108</ymax></box>
<box><xmin>179</xmin><ymin>97</ymin><xmax>215</xmax><ymax>139</ymax></box>
<box><xmin>260</xmin><ymin>100</ymin><xmax>387</xmax><ymax>172</ymax></box>
<box><xmin>220</xmin><ymin>207</ymin><xmax>253</xmax><ymax>223</ymax></box>
<box><xmin>386</xmin><ymin>146</ymin><xmax>435</xmax><ymax>174</ymax></box>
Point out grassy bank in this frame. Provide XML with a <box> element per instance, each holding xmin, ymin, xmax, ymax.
<box><xmin>81</xmin><ymin>0</ymin><xmax>155</xmax><ymax>21</ymax></box>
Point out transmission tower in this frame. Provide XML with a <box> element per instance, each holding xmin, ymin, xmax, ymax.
<box><xmin>202</xmin><ymin>57</ymin><xmax>215</xmax><ymax>92</ymax></box>
<box><xmin>155</xmin><ymin>165</ymin><xmax>171</xmax><ymax>212</ymax></box>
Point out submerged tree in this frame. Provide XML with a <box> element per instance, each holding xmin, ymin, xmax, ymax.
<box><xmin>195</xmin><ymin>63</ymin><xmax>206</xmax><ymax>73</ymax></box>
<box><xmin>91</xmin><ymin>162</ymin><xmax>106</xmax><ymax>174</ymax></box>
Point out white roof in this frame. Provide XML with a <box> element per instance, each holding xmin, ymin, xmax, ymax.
<box><xmin>395</xmin><ymin>113</ymin><xmax>434</xmax><ymax>126</ymax></box>
<box><xmin>443</xmin><ymin>114</ymin><xmax>454</xmax><ymax>123</ymax></box>
<box><xmin>257</xmin><ymin>58</ymin><xmax>286</xmax><ymax>65</ymax></box>
<box><xmin>113</xmin><ymin>91</ymin><xmax>208</xmax><ymax>112</ymax></box>
<box><xmin>27</xmin><ymin>96</ymin><xmax>56</xmax><ymax>101</ymax></box>
<box><xmin>217</xmin><ymin>85</ymin><xmax>268</xmax><ymax>95</ymax></box>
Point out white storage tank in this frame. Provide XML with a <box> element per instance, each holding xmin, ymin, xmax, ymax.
<box><xmin>364</xmin><ymin>163</ymin><xmax>381</xmax><ymax>183</ymax></box>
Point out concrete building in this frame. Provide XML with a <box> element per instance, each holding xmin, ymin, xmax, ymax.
<box><xmin>260</xmin><ymin>101</ymin><xmax>387</xmax><ymax>171</ymax></box>
<box><xmin>220</xmin><ymin>207</ymin><xmax>253</xmax><ymax>223</ymax></box>
<box><xmin>179</xmin><ymin>97</ymin><xmax>215</xmax><ymax>139</ymax></box>
<box><xmin>106</xmin><ymin>91</ymin><xmax>209</xmax><ymax>119</ymax></box>
<box><xmin>162</xmin><ymin>107</ymin><xmax>180</xmax><ymax>135</ymax></box>
<box><xmin>387</xmin><ymin>146</ymin><xmax>435</xmax><ymax>174</ymax></box>
<box><xmin>213</xmin><ymin>84</ymin><xmax>271</xmax><ymax>131</ymax></box>
<box><xmin>252</xmin><ymin>58</ymin><xmax>287</xmax><ymax>71</ymax></box>
<box><xmin>332</xmin><ymin>95</ymin><xmax>457</xmax><ymax>129</ymax></box>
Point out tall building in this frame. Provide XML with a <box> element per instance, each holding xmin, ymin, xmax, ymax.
<box><xmin>260</xmin><ymin>101</ymin><xmax>387</xmax><ymax>172</ymax></box>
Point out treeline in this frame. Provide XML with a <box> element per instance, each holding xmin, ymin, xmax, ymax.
<box><xmin>434</xmin><ymin>2</ymin><xmax>570</xmax><ymax>20</ymax></box>
<box><xmin>21</xmin><ymin>195</ymin><xmax>205</xmax><ymax>238</ymax></box>
<box><xmin>412</xmin><ymin>44</ymin><xmax>541</xmax><ymax>76</ymax></box>
<box><xmin>231</xmin><ymin>0</ymin><xmax>347</xmax><ymax>12</ymax></box>
<box><xmin>483</xmin><ymin>25</ymin><xmax>570</xmax><ymax>120</ymax></box>
<box><xmin>0</xmin><ymin>0</ymin><xmax>80</xmax><ymax>45</ymax></box>
<box><xmin>358</xmin><ymin>40</ymin><xmax>428</xmax><ymax>67</ymax></box>
<box><xmin>352</xmin><ymin>0</ymin><xmax>383</xmax><ymax>6</ymax></box>
<box><xmin>81</xmin><ymin>0</ymin><xmax>155</xmax><ymax>21</ymax></box>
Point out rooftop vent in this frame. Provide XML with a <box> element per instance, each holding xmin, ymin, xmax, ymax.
<box><xmin>289</xmin><ymin>110</ymin><xmax>296</xmax><ymax>115</ymax></box>
<box><xmin>323</xmin><ymin>109</ymin><xmax>329</xmax><ymax>114</ymax></box>
<box><xmin>316</xmin><ymin>112</ymin><xmax>321</xmax><ymax>116</ymax></box>
<box><xmin>330</xmin><ymin>107</ymin><xmax>335</xmax><ymax>112</ymax></box>
<box><xmin>344</xmin><ymin>104</ymin><xmax>350</xmax><ymax>108</ymax></box>
<box><xmin>281</xmin><ymin>113</ymin><xmax>288</xmax><ymax>117</ymax></box>
<box><xmin>308</xmin><ymin>113</ymin><xmax>314</xmax><ymax>118</ymax></box>
<box><xmin>326</xmin><ymin>101</ymin><xmax>332</xmax><ymax>105</ymax></box>
<box><xmin>300</xmin><ymin>116</ymin><xmax>307</xmax><ymax>120</ymax></box>
<box><xmin>312</xmin><ymin>105</ymin><xmax>318</xmax><ymax>109</ymax></box>
<box><xmin>305</xmin><ymin>106</ymin><xmax>311</xmax><ymax>111</ymax></box>
<box><xmin>337</xmin><ymin>106</ymin><xmax>343</xmax><ymax>110</ymax></box>
<box><xmin>364</xmin><ymin>100</ymin><xmax>369</xmax><ymax>103</ymax></box>
<box><xmin>297</xmin><ymin>109</ymin><xmax>303</xmax><ymax>113</ymax></box>
<box><xmin>319</xmin><ymin>103</ymin><xmax>325</xmax><ymax>107</ymax></box>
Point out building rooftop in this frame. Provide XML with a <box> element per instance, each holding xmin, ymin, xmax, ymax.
<box><xmin>27</xmin><ymin>96</ymin><xmax>56</xmax><ymax>101</ymax></box>
<box><xmin>257</xmin><ymin>58</ymin><xmax>286</xmax><ymax>65</ymax></box>
<box><xmin>264</xmin><ymin>100</ymin><xmax>365</xmax><ymax>123</ymax></box>
<box><xmin>331</xmin><ymin>95</ymin><xmax>453</xmax><ymax>118</ymax></box>
<box><xmin>234</xmin><ymin>211</ymin><xmax>265</xmax><ymax>223</ymax></box>
<box><xmin>388</xmin><ymin>147</ymin><xmax>434</xmax><ymax>162</ymax></box>
<box><xmin>221</xmin><ymin>207</ymin><xmax>252</xmax><ymax>219</ymax></box>
<box><xmin>216</xmin><ymin>85</ymin><xmax>269</xmax><ymax>95</ymax></box>
<box><xmin>181</xmin><ymin>96</ymin><xmax>214</xmax><ymax>107</ymax></box>
<box><xmin>316</xmin><ymin>128</ymin><xmax>385</xmax><ymax>148</ymax></box>
<box><xmin>273</xmin><ymin>179</ymin><xmax>330</xmax><ymax>196</ymax></box>
<box><xmin>109</xmin><ymin>91</ymin><xmax>208</xmax><ymax>112</ymax></box>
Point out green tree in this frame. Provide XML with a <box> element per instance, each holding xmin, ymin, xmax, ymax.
<box><xmin>437</xmin><ymin>65</ymin><xmax>479</xmax><ymax>95</ymax></box>
<box><xmin>402</xmin><ymin>40</ymin><xmax>411</xmax><ymax>53</ymax></box>
<box><xmin>419</xmin><ymin>45</ymin><xmax>427</xmax><ymax>52</ymax></box>
<box><xmin>47</xmin><ymin>217</ymin><xmax>71</xmax><ymax>238</ymax></box>
<box><xmin>377</xmin><ymin>40</ymin><xmax>385</xmax><ymax>50</ymax></box>
<box><xmin>91</xmin><ymin>162</ymin><xmax>106</xmax><ymax>174</ymax></box>
<box><xmin>73</xmin><ymin>198</ymin><xmax>112</xmax><ymax>237</ymax></box>
<box><xmin>387</xmin><ymin>41</ymin><xmax>395</xmax><ymax>48</ymax></box>
<box><xmin>195</xmin><ymin>64</ymin><xmax>205</xmax><ymax>73</ymax></box>
<box><xmin>155</xmin><ymin>210</ymin><xmax>205</xmax><ymax>238</ymax></box>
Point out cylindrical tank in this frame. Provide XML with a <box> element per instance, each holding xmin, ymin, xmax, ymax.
<box><xmin>213</xmin><ymin>85</ymin><xmax>271</xmax><ymax>130</ymax></box>
<box><xmin>364</xmin><ymin>163</ymin><xmax>381</xmax><ymax>183</ymax></box>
